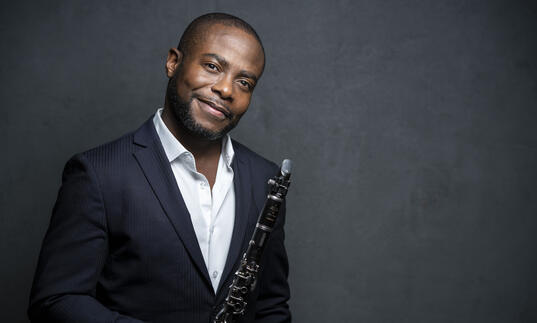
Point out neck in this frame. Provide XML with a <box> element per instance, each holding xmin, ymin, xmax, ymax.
<box><xmin>161</xmin><ymin>101</ymin><xmax>222</xmax><ymax>160</ymax></box>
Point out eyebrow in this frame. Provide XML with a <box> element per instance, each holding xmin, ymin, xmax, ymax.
<box><xmin>202</xmin><ymin>53</ymin><xmax>258</xmax><ymax>83</ymax></box>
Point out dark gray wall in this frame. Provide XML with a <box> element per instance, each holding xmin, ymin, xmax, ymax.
<box><xmin>2</xmin><ymin>1</ymin><xmax>536</xmax><ymax>322</ymax></box>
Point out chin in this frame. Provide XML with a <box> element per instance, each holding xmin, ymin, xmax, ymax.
<box><xmin>188</xmin><ymin>119</ymin><xmax>230</xmax><ymax>140</ymax></box>
<box><xmin>197</xmin><ymin>120</ymin><xmax>227</xmax><ymax>133</ymax></box>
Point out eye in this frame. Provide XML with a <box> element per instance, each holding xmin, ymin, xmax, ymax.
<box><xmin>238</xmin><ymin>80</ymin><xmax>253</xmax><ymax>90</ymax></box>
<box><xmin>205</xmin><ymin>63</ymin><xmax>218</xmax><ymax>72</ymax></box>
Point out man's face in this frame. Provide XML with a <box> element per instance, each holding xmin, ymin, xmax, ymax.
<box><xmin>167</xmin><ymin>24</ymin><xmax>265</xmax><ymax>140</ymax></box>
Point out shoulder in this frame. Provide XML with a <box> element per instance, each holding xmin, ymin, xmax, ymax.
<box><xmin>61</xmin><ymin>117</ymin><xmax>147</xmax><ymax>182</ymax></box>
<box><xmin>75</xmin><ymin>116</ymin><xmax>154</xmax><ymax>170</ymax></box>
<box><xmin>78</xmin><ymin>130</ymin><xmax>137</xmax><ymax>169</ymax></box>
<box><xmin>55</xmin><ymin>130</ymin><xmax>137</xmax><ymax>194</ymax></box>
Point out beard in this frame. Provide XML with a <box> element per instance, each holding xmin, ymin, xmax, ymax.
<box><xmin>166</xmin><ymin>74</ymin><xmax>238</xmax><ymax>141</ymax></box>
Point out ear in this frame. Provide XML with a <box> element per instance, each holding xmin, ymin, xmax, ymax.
<box><xmin>165</xmin><ymin>48</ymin><xmax>183</xmax><ymax>78</ymax></box>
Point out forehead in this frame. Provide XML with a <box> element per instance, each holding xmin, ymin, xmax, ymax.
<box><xmin>190</xmin><ymin>24</ymin><xmax>265</xmax><ymax>76</ymax></box>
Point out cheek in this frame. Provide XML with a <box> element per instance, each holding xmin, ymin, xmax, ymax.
<box><xmin>238</xmin><ymin>94</ymin><xmax>252</xmax><ymax>110</ymax></box>
<box><xmin>181</xmin><ymin>67</ymin><xmax>215</xmax><ymax>90</ymax></box>
<box><xmin>233</xmin><ymin>98</ymin><xmax>251</xmax><ymax>117</ymax></box>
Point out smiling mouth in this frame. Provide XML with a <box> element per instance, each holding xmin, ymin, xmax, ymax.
<box><xmin>196</xmin><ymin>98</ymin><xmax>232</xmax><ymax>119</ymax></box>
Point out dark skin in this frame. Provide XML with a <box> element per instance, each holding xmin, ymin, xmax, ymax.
<box><xmin>162</xmin><ymin>24</ymin><xmax>265</xmax><ymax>189</ymax></box>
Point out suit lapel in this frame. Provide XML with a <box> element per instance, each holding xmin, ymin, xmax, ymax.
<box><xmin>216</xmin><ymin>145</ymin><xmax>253</xmax><ymax>295</ymax></box>
<box><xmin>132</xmin><ymin>117</ymin><xmax>212</xmax><ymax>287</ymax></box>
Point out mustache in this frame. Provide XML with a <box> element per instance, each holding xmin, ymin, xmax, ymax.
<box><xmin>192</xmin><ymin>94</ymin><xmax>234</xmax><ymax>119</ymax></box>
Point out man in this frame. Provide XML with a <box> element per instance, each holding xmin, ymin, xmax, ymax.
<box><xmin>28</xmin><ymin>13</ymin><xmax>291</xmax><ymax>323</ymax></box>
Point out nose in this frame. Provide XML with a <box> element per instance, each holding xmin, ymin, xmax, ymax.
<box><xmin>211</xmin><ymin>75</ymin><xmax>233</xmax><ymax>101</ymax></box>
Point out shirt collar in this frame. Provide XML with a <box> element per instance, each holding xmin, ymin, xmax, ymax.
<box><xmin>153</xmin><ymin>108</ymin><xmax>189</xmax><ymax>162</ymax></box>
<box><xmin>221</xmin><ymin>130</ymin><xmax>235</xmax><ymax>168</ymax></box>
<box><xmin>153</xmin><ymin>107</ymin><xmax>235</xmax><ymax>166</ymax></box>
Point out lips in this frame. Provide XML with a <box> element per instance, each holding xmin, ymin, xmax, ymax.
<box><xmin>197</xmin><ymin>98</ymin><xmax>231</xmax><ymax>119</ymax></box>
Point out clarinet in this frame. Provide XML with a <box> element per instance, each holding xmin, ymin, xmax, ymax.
<box><xmin>214</xmin><ymin>159</ymin><xmax>292</xmax><ymax>323</ymax></box>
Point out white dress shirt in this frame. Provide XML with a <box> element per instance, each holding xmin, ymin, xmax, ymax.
<box><xmin>153</xmin><ymin>108</ymin><xmax>235</xmax><ymax>293</ymax></box>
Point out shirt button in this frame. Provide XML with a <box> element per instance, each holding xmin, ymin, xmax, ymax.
<box><xmin>212</xmin><ymin>271</ymin><xmax>218</xmax><ymax>278</ymax></box>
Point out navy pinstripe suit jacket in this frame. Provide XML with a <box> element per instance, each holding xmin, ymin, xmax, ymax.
<box><xmin>28</xmin><ymin>116</ymin><xmax>291</xmax><ymax>323</ymax></box>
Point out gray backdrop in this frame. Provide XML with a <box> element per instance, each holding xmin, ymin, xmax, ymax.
<box><xmin>2</xmin><ymin>1</ymin><xmax>536</xmax><ymax>322</ymax></box>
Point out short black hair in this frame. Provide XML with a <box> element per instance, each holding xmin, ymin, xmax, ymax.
<box><xmin>177</xmin><ymin>12</ymin><xmax>265</xmax><ymax>65</ymax></box>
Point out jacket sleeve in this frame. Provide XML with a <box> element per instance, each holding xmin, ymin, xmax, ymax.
<box><xmin>28</xmin><ymin>153</ymin><xmax>144</xmax><ymax>323</ymax></box>
<box><xmin>254</xmin><ymin>199</ymin><xmax>292</xmax><ymax>323</ymax></box>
